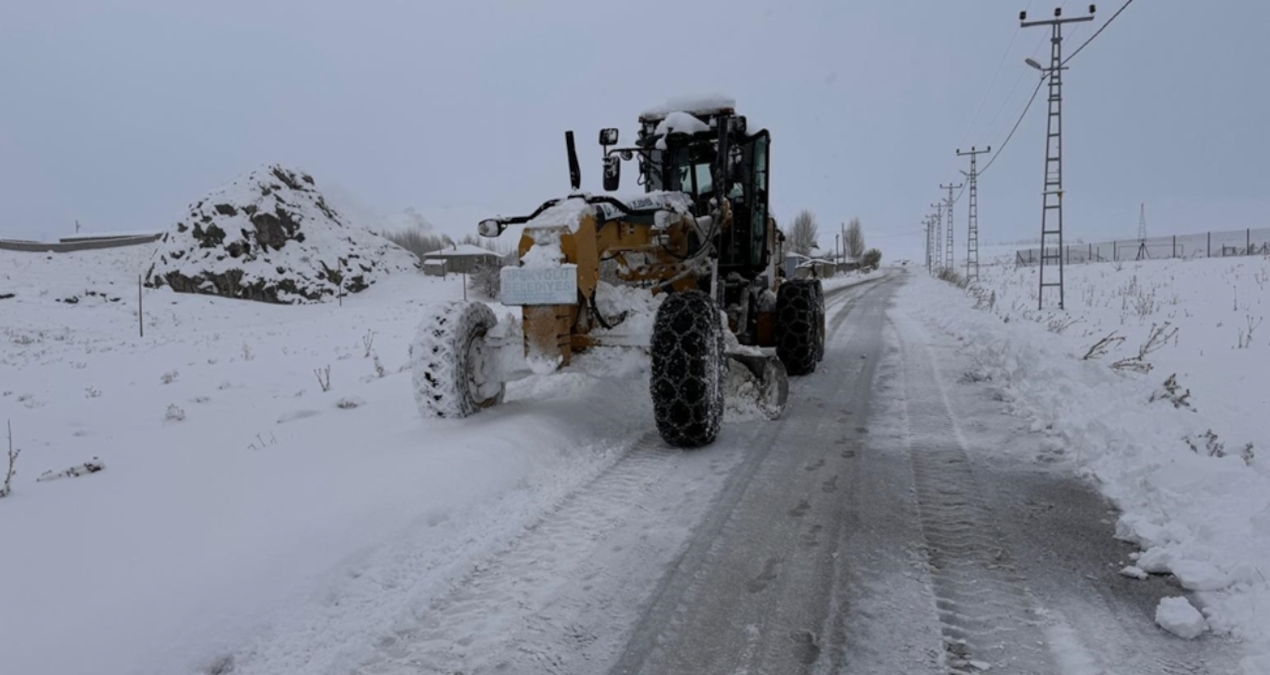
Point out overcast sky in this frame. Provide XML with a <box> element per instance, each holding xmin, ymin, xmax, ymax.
<box><xmin>2</xmin><ymin>0</ymin><xmax>1267</xmax><ymax>261</ymax></box>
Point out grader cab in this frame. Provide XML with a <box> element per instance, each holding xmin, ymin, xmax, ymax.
<box><xmin>410</xmin><ymin>97</ymin><xmax>826</xmax><ymax>448</ymax></box>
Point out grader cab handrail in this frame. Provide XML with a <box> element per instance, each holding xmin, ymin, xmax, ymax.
<box><xmin>478</xmin><ymin>194</ymin><xmax>673</xmax><ymax>237</ymax></box>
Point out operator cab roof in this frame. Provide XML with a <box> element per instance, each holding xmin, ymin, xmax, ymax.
<box><xmin>638</xmin><ymin>94</ymin><xmax>737</xmax><ymax>124</ymax></box>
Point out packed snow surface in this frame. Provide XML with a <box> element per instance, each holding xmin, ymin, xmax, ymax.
<box><xmin>1155</xmin><ymin>597</ymin><xmax>1209</xmax><ymax>639</ymax></box>
<box><xmin>911</xmin><ymin>254</ymin><xmax>1270</xmax><ymax>669</ymax></box>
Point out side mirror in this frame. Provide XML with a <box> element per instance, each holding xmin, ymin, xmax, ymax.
<box><xmin>603</xmin><ymin>156</ymin><xmax>621</xmax><ymax>192</ymax></box>
<box><xmin>478</xmin><ymin>219</ymin><xmax>504</xmax><ymax>238</ymax></box>
<box><xmin>599</xmin><ymin>128</ymin><xmax>619</xmax><ymax>146</ymax></box>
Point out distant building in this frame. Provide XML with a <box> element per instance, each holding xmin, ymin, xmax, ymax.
<box><xmin>420</xmin><ymin>244</ymin><xmax>502</xmax><ymax>274</ymax></box>
<box><xmin>422</xmin><ymin>259</ymin><xmax>449</xmax><ymax>277</ymax></box>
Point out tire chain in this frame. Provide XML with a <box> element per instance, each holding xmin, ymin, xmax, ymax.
<box><xmin>650</xmin><ymin>290</ymin><xmax>725</xmax><ymax>448</ymax></box>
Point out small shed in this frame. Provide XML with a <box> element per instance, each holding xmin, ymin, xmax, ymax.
<box><xmin>422</xmin><ymin>259</ymin><xmax>448</xmax><ymax>277</ymax></box>
<box><xmin>420</xmin><ymin>244</ymin><xmax>502</xmax><ymax>274</ymax></box>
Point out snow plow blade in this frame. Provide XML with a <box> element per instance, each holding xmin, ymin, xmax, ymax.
<box><xmin>725</xmin><ymin>352</ymin><xmax>789</xmax><ymax>420</ymax></box>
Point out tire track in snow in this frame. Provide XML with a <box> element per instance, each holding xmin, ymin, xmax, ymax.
<box><xmin>607</xmin><ymin>278</ymin><xmax>897</xmax><ymax>675</ymax></box>
<box><xmin>356</xmin><ymin>280</ymin><xmax>892</xmax><ymax>675</ymax></box>
<box><xmin>892</xmin><ymin>311</ymin><xmax>1059</xmax><ymax>674</ymax></box>
<box><xmin>891</xmin><ymin>306</ymin><xmax>1241</xmax><ymax>675</ymax></box>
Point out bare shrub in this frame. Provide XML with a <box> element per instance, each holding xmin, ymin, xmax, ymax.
<box><xmin>85</xmin><ymin>386</ymin><xmax>102</xmax><ymax>399</ymax></box>
<box><xmin>362</xmin><ymin>330</ymin><xmax>376</xmax><ymax>358</ymax></box>
<box><xmin>315</xmin><ymin>365</ymin><xmax>332</xmax><ymax>392</ymax></box>
<box><xmin>1112</xmin><ymin>322</ymin><xmax>1178</xmax><ymax>373</ymax></box>
<box><xmin>936</xmin><ymin>267</ymin><xmax>967</xmax><ymax>288</ymax></box>
<box><xmin>971</xmin><ymin>288</ymin><xmax>997</xmax><ymax>311</ymax></box>
<box><xmin>373</xmin><ymin>354</ymin><xmax>386</xmax><ymax>379</ymax></box>
<box><xmin>1238</xmin><ymin>315</ymin><xmax>1262</xmax><ymax>349</ymax></box>
<box><xmin>241</xmin><ymin>343</ymin><xmax>254</xmax><ymax>361</ymax></box>
<box><xmin>160</xmin><ymin>370</ymin><xmax>180</xmax><ymax>385</ymax></box>
<box><xmin>1047</xmin><ymin>316</ymin><xmax>1080</xmax><ymax>334</ymax></box>
<box><xmin>165</xmin><ymin>404</ymin><xmax>186</xmax><ymax>422</ymax></box>
<box><xmin>2</xmin><ymin>420</ymin><xmax>20</xmax><ymax>499</ymax></box>
<box><xmin>247</xmin><ymin>432</ymin><xmax>277</xmax><ymax>452</ymax></box>
<box><xmin>336</xmin><ymin>397</ymin><xmax>364</xmax><ymax>410</ymax></box>
<box><xmin>1185</xmin><ymin>431</ymin><xmax>1250</xmax><ymax>465</ymax></box>
<box><xmin>470</xmin><ymin>262</ymin><xmax>503</xmax><ymax>300</ymax></box>
<box><xmin>1149</xmin><ymin>374</ymin><xmax>1193</xmax><ymax>410</ymax></box>
<box><xmin>1083</xmin><ymin>332</ymin><xmax>1125</xmax><ymax>361</ymax></box>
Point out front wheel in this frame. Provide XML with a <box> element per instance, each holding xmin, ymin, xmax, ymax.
<box><xmin>650</xmin><ymin>290</ymin><xmax>725</xmax><ymax>448</ymax></box>
<box><xmin>775</xmin><ymin>279</ymin><xmax>823</xmax><ymax>375</ymax></box>
<box><xmin>411</xmin><ymin>301</ymin><xmax>505</xmax><ymax>418</ymax></box>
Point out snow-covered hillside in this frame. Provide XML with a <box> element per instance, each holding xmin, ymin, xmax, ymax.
<box><xmin>0</xmin><ymin>244</ymin><xmax>657</xmax><ymax>675</ymax></box>
<box><xmin>914</xmin><ymin>255</ymin><xmax>1270</xmax><ymax>672</ymax></box>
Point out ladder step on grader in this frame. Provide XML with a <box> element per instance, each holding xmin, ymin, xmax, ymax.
<box><xmin>409</xmin><ymin>97</ymin><xmax>826</xmax><ymax>448</ymax></box>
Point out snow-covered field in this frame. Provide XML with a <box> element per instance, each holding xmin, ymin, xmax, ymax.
<box><xmin>8</xmin><ymin>243</ymin><xmax>1262</xmax><ymax>674</ymax></box>
<box><xmin>912</xmin><ymin>255</ymin><xmax>1270</xmax><ymax>673</ymax></box>
<box><xmin>0</xmin><ymin>244</ymin><xmax>661</xmax><ymax>675</ymax></box>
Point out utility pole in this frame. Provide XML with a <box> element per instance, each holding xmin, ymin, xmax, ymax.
<box><xmin>930</xmin><ymin>202</ymin><xmax>944</xmax><ymax>272</ymax></box>
<box><xmin>941</xmin><ymin>182</ymin><xmax>963</xmax><ymax>275</ymax></box>
<box><xmin>1022</xmin><ymin>4</ymin><xmax>1095</xmax><ymax>310</ymax></box>
<box><xmin>1136</xmin><ymin>201</ymin><xmax>1149</xmax><ymax>260</ymax></box>
<box><xmin>957</xmin><ymin>146</ymin><xmax>991</xmax><ymax>282</ymax></box>
<box><xmin>923</xmin><ymin>217</ymin><xmax>933</xmax><ymax>273</ymax></box>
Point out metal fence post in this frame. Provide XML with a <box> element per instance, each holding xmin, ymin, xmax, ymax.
<box><xmin>1114</xmin><ymin>241</ymin><xmax>1118</xmax><ymax>262</ymax></box>
<box><xmin>1248</xmin><ymin>228</ymin><xmax>1253</xmax><ymax>255</ymax></box>
<box><xmin>1207</xmin><ymin>231</ymin><xmax>1211</xmax><ymax>258</ymax></box>
<box><xmin>1172</xmin><ymin>235</ymin><xmax>1177</xmax><ymax>258</ymax></box>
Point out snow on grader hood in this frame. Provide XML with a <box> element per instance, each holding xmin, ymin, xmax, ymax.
<box><xmin>411</xmin><ymin>106</ymin><xmax>826</xmax><ymax>448</ymax></box>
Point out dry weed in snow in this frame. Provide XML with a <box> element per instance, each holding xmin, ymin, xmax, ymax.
<box><xmin>2</xmin><ymin>420</ymin><xmax>19</xmax><ymax>499</ymax></box>
<box><xmin>36</xmin><ymin>458</ymin><xmax>105</xmax><ymax>483</ymax></box>
<box><xmin>315</xmin><ymin>365</ymin><xmax>332</xmax><ymax>392</ymax></box>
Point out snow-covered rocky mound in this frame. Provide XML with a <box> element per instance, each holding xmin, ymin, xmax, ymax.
<box><xmin>145</xmin><ymin>164</ymin><xmax>417</xmax><ymax>303</ymax></box>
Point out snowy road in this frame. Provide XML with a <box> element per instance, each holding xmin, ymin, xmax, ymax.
<box><xmin>353</xmin><ymin>272</ymin><xmax>1240</xmax><ymax>675</ymax></box>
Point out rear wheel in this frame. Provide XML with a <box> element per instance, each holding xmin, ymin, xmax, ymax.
<box><xmin>775</xmin><ymin>279</ymin><xmax>822</xmax><ymax>375</ymax></box>
<box><xmin>411</xmin><ymin>301</ymin><xmax>505</xmax><ymax>418</ymax></box>
<box><xmin>650</xmin><ymin>290</ymin><xmax>725</xmax><ymax>448</ymax></box>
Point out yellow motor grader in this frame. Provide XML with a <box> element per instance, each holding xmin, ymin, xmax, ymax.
<box><xmin>410</xmin><ymin>98</ymin><xmax>825</xmax><ymax>447</ymax></box>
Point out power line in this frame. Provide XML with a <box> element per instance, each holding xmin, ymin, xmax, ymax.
<box><xmin>958</xmin><ymin>25</ymin><xmax>1024</xmax><ymax>149</ymax></box>
<box><xmin>965</xmin><ymin>1</ymin><xmax>1108</xmax><ymax>179</ymax></box>
<box><xmin>978</xmin><ymin>75</ymin><xmax>1045</xmax><ymax>177</ymax></box>
<box><xmin>1063</xmin><ymin>0</ymin><xmax>1136</xmax><ymax>66</ymax></box>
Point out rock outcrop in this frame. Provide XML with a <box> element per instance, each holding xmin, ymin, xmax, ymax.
<box><xmin>146</xmin><ymin>165</ymin><xmax>416</xmax><ymax>303</ymax></box>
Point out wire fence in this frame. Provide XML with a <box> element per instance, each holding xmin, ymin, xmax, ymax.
<box><xmin>1014</xmin><ymin>227</ymin><xmax>1270</xmax><ymax>266</ymax></box>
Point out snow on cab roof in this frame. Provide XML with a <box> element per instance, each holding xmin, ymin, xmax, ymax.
<box><xmin>640</xmin><ymin>94</ymin><xmax>737</xmax><ymax>121</ymax></box>
<box><xmin>422</xmin><ymin>243</ymin><xmax>501</xmax><ymax>257</ymax></box>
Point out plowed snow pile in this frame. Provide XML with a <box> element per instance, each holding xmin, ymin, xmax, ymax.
<box><xmin>145</xmin><ymin>164</ymin><xmax>416</xmax><ymax>303</ymax></box>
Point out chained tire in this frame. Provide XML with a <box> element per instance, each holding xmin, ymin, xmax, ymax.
<box><xmin>775</xmin><ymin>279</ymin><xmax>823</xmax><ymax>376</ymax></box>
<box><xmin>650</xmin><ymin>290</ymin><xmax>726</xmax><ymax>448</ymax></box>
<box><xmin>411</xmin><ymin>301</ymin><xmax>505</xmax><ymax>419</ymax></box>
<box><xmin>811</xmin><ymin>281</ymin><xmax>826</xmax><ymax>362</ymax></box>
